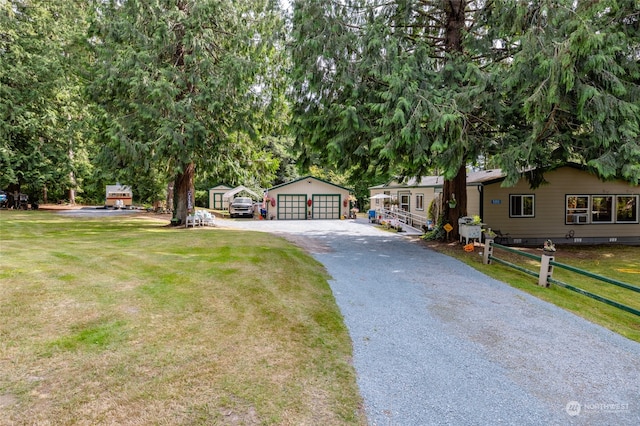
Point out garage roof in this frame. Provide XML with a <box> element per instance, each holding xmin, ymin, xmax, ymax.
<box><xmin>267</xmin><ymin>175</ymin><xmax>353</xmax><ymax>192</ymax></box>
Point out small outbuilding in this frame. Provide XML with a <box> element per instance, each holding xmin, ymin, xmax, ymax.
<box><xmin>264</xmin><ymin>176</ymin><xmax>352</xmax><ymax>220</ymax></box>
<box><xmin>208</xmin><ymin>184</ymin><xmax>233</xmax><ymax>210</ymax></box>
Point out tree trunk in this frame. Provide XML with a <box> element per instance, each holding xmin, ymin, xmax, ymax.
<box><xmin>165</xmin><ymin>182</ymin><xmax>174</xmax><ymax>214</ymax></box>
<box><xmin>441</xmin><ymin>0</ymin><xmax>467</xmax><ymax>240</ymax></box>
<box><xmin>68</xmin><ymin>175</ymin><xmax>76</xmax><ymax>205</ymax></box>
<box><xmin>173</xmin><ymin>162</ymin><xmax>195</xmax><ymax>225</ymax></box>
<box><xmin>68</xmin><ymin>147</ymin><xmax>76</xmax><ymax>204</ymax></box>
<box><xmin>442</xmin><ymin>164</ymin><xmax>468</xmax><ymax>239</ymax></box>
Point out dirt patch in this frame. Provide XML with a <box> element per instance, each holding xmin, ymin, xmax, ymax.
<box><xmin>0</xmin><ymin>394</ymin><xmax>18</xmax><ymax>408</ymax></box>
<box><xmin>37</xmin><ymin>203</ymin><xmax>84</xmax><ymax>211</ymax></box>
<box><xmin>279</xmin><ymin>234</ymin><xmax>333</xmax><ymax>254</ymax></box>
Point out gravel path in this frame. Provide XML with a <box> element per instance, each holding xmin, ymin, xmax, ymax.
<box><xmin>222</xmin><ymin>218</ymin><xmax>640</xmax><ymax>425</ymax></box>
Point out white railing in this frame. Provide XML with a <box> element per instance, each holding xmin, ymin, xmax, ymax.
<box><xmin>375</xmin><ymin>208</ymin><xmax>428</xmax><ymax>232</ymax></box>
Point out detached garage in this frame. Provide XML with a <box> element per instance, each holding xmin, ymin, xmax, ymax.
<box><xmin>265</xmin><ymin>176</ymin><xmax>352</xmax><ymax>220</ymax></box>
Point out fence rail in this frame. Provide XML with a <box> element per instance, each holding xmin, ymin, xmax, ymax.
<box><xmin>483</xmin><ymin>239</ymin><xmax>640</xmax><ymax>318</ymax></box>
<box><xmin>549</xmin><ymin>260</ymin><xmax>640</xmax><ymax>294</ymax></box>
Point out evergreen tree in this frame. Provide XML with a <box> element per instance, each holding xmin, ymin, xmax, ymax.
<box><xmin>495</xmin><ymin>0</ymin><xmax>640</xmax><ymax>186</ymax></box>
<box><xmin>90</xmin><ymin>0</ymin><xmax>287</xmax><ymax>222</ymax></box>
<box><xmin>290</xmin><ymin>0</ymin><xmax>502</xmax><ymax>235</ymax></box>
<box><xmin>290</xmin><ymin>0</ymin><xmax>639</xmax><ymax>238</ymax></box>
<box><xmin>0</xmin><ymin>0</ymin><xmax>94</xmax><ymax>204</ymax></box>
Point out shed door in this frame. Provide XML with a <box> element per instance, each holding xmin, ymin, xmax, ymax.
<box><xmin>212</xmin><ymin>193</ymin><xmax>224</xmax><ymax>209</ymax></box>
<box><xmin>277</xmin><ymin>194</ymin><xmax>307</xmax><ymax>220</ymax></box>
<box><xmin>312</xmin><ymin>195</ymin><xmax>340</xmax><ymax>219</ymax></box>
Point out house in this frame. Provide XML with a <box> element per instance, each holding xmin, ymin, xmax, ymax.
<box><xmin>481</xmin><ymin>165</ymin><xmax>639</xmax><ymax>245</ymax></box>
<box><xmin>208</xmin><ymin>184</ymin><xmax>233</xmax><ymax>210</ymax></box>
<box><xmin>369</xmin><ymin>169</ymin><xmax>503</xmax><ymax>221</ymax></box>
<box><xmin>264</xmin><ymin>176</ymin><xmax>352</xmax><ymax>220</ymax></box>
<box><xmin>369</xmin><ymin>165</ymin><xmax>639</xmax><ymax>245</ymax></box>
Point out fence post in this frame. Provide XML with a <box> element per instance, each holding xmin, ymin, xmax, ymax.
<box><xmin>483</xmin><ymin>238</ymin><xmax>494</xmax><ymax>265</ymax></box>
<box><xmin>539</xmin><ymin>253</ymin><xmax>554</xmax><ymax>287</ymax></box>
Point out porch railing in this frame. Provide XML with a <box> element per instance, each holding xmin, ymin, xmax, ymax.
<box><xmin>374</xmin><ymin>208</ymin><xmax>428</xmax><ymax>232</ymax></box>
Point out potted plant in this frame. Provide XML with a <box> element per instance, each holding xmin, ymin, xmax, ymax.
<box><xmin>448</xmin><ymin>194</ymin><xmax>457</xmax><ymax>209</ymax></box>
<box><xmin>482</xmin><ymin>227</ymin><xmax>496</xmax><ymax>239</ymax></box>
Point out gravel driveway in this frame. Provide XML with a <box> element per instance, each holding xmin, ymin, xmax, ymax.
<box><xmin>224</xmin><ymin>218</ymin><xmax>640</xmax><ymax>424</ymax></box>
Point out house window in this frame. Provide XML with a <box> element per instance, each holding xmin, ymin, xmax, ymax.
<box><xmin>616</xmin><ymin>195</ymin><xmax>638</xmax><ymax>223</ymax></box>
<box><xmin>510</xmin><ymin>194</ymin><xmax>534</xmax><ymax>217</ymax></box>
<box><xmin>416</xmin><ymin>194</ymin><xmax>424</xmax><ymax>211</ymax></box>
<box><xmin>399</xmin><ymin>194</ymin><xmax>410</xmax><ymax>212</ymax></box>
<box><xmin>566</xmin><ymin>195</ymin><xmax>589</xmax><ymax>224</ymax></box>
<box><xmin>591</xmin><ymin>196</ymin><xmax>613</xmax><ymax>223</ymax></box>
<box><xmin>567</xmin><ymin>195</ymin><xmax>638</xmax><ymax>224</ymax></box>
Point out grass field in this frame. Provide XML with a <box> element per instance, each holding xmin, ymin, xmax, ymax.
<box><xmin>0</xmin><ymin>210</ymin><xmax>365</xmax><ymax>425</ymax></box>
<box><xmin>424</xmin><ymin>239</ymin><xmax>640</xmax><ymax>343</ymax></box>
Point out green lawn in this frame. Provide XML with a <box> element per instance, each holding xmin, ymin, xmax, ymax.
<box><xmin>426</xmin><ymin>240</ymin><xmax>640</xmax><ymax>343</ymax></box>
<box><xmin>0</xmin><ymin>210</ymin><xmax>365</xmax><ymax>425</ymax></box>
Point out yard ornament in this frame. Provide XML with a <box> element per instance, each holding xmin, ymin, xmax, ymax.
<box><xmin>543</xmin><ymin>239</ymin><xmax>556</xmax><ymax>253</ymax></box>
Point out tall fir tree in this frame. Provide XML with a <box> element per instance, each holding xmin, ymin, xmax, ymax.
<box><xmin>494</xmin><ymin>0</ymin><xmax>640</xmax><ymax>186</ymax></box>
<box><xmin>0</xmin><ymin>0</ymin><xmax>94</xmax><ymax>204</ymax></box>
<box><xmin>90</xmin><ymin>0</ymin><xmax>286</xmax><ymax>222</ymax></box>
<box><xmin>290</xmin><ymin>0</ymin><xmax>503</xmax><ymax>236</ymax></box>
<box><xmin>290</xmin><ymin>0</ymin><xmax>639</xmax><ymax>238</ymax></box>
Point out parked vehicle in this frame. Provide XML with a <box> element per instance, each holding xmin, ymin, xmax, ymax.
<box><xmin>229</xmin><ymin>197</ymin><xmax>254</xmax><ymax>218</ymax></box>
<box><xmin>0</xmin><ymin>191</ymin><xmax>7</xmax><ymax>208</ymax></box>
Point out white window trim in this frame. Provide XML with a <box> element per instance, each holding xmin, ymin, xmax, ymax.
<box><xmin>591</xmin><ymin>195</ymin><xmax>614</xmax><ymax>224</ymax></box>
<box><xmin>615</xmin><ymin>195</ymin><xmax>639</xmax><ymax>224</ymax></box>
<box><xmin>509</xmin><ymin>194</ymin><xmax>535</xmax><ymax>218</ymax></box>
<box><xmin>566</xmin><ymin>194</ymin><xmax>639</xmax><ymax>224</ymax></box>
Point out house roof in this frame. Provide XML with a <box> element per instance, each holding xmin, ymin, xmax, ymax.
<box><xmin>267</xmin><ymin>175</ymin><xmax>353</xmax><ymax>192</ymax></box>
<box><xmin>369</xmin><ymin>169</ymin><xmax>505</xmax><ymax>189</ymax></box>
<box><xmin>467</xmin><ymin>169</ymin><xmax>506</xmax><ymax>184</ymax></box>
<box><xmin>369</xmin><ymin>163</ymin><xmax>638</xmax><ymax>191</ymax></box>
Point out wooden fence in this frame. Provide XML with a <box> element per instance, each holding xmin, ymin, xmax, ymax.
<box><xmin>483</xmin><ymin>239</ymin><xmax>640</xmax><ymax>317</ymax></box>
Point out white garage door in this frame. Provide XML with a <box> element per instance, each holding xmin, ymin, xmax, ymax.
<box><xmin>277</xmin><ymin>194</ymin><xmax>307</xmax><ymax>220</ymax></box>
<box><xmin>312</xmin><ymin>194</ymin><xmax>341</xmax><ymax>219</ymax></box>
